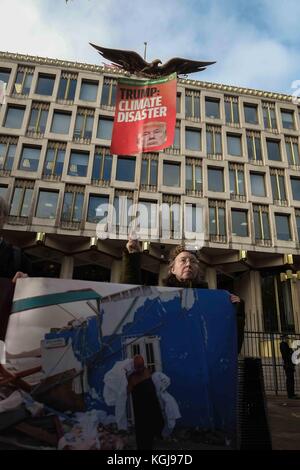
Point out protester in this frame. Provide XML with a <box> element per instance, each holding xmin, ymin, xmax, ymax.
<box><xmin>121</xmin><ymin>238</ymin><xmax>245</xmax><ymax>353</ymax></box>
<box><xmin>280</xmin><ymin>335</ymin><xmax>298</xmax><ymax>399</ymax></box>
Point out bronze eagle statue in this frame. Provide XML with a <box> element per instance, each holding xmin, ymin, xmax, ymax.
<box><xmin>90</xmin><ymin>43</ymin><xmax>216</xmax><ymax>77</ymax></box>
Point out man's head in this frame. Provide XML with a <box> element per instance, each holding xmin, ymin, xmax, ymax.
<box><xmin>138</xmin><ymin>121</ymin><xmax>166</xmax><ymax>150</ymax></box>
<box><xmin>133</xmin><ymin>354</ymin><xmax>145</xmax><ymax>374</ymax></box>
<box><xmin>281</xmin><ymin>334</ymin><xmax>289</xmax><ymax>342</ymax></box>
<box><xmin>168</xmin><ymin>244</ymin><xmax>201</xmax><ymax>283</ymax></box>
<box><xmin>0</xmin><ymin>197</ymin><xmax>8</xmax><ymax>229</ymax></box>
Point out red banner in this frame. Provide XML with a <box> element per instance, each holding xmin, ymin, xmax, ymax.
<box><xmin>111</xmin><ymin>73</ymin><xmax>177</xmax><ymax>155</ymax></box>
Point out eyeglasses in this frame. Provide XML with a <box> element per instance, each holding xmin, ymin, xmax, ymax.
<box><xmin>177</xmin><ymin>256</ymin><xmax>199</xmax><ymax>266</ymax></box>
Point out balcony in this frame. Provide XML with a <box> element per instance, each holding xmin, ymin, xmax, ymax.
<box><xmin>207</xmin><ymin>153</ymin><xmax>223</xmax><ymax>161</ymax></box>
<box><xmin>60</xmin><ymin>219</ymin><xmax>81</xmax><ymax>230</ymax></box>
<box><xmin>91</xmin><ymin>178</ymin><xmax>110</xmax><ymax>188</ymax></box>
<box><xmin>209</xmin><ymin>234</ymin><xmax>227</xmax><ymax>243</ymax></box>
<box><xmin>140</xmin><ymin>184</ymin><xmax>158</xmax><ymax>192</ymax></box>
<box><xmin>230</xmin><ymin>193</ymin><xmax>247</xmax><ymax>203</ymax></box>
<box><xmin>255</xmin><ymin>238</ymin><xmax>273</xmax><ymax>247</ymax></box>
<box><xmin>7</xmin><ymin>215</ymin><xmax>29</xmax><ymax>225</ymax></box>
<box><xmin>273</xmin><ymin>199</ymin><xmax>288</xmax><ymax>207</ymax></box>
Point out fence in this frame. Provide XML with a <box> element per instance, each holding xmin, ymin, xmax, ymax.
<box><xmin>243</xmin><ymin>331</ymin><xmax>300</xmax><ymax>395</ymax></box>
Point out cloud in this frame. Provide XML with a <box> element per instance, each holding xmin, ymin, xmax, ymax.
<box><xmin>0</xmin><ymin>0</ymin><xmax>299</xmax><ymax>93</ymax></box>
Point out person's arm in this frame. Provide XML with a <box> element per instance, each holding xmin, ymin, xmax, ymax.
<box><xmin>120</xmin><ymin>239</ymin><xmax>142</xmax><ymax>285</ymax></box>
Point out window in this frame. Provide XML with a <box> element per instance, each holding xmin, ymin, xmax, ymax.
<box><xmin>185</xmin><ymin>90</ymin><xmax>201</xmax><ymax>120</ymax></box>
<box><xmin>113</xmin><ymin>192</ymin><xmax>134</xmax><ymax>233</ymax></box>
<box><xmin>231</xmin><ymin>209</ymin><xmax>248</xmax><ymax>237</ymax></box>
<box><xmin>116</xmin><ymin>156</ymin><xmax>136</xmax><ymax>182</ymax></box>
<box><xmin>92</xmin><ymin>147</ymin><xmax>112</xmax><ymax>183</ymax></box>
<box><xmin>140</xmin><ymin>154</ymin><xmax>158</xmax><ymax>187</ymax></box>
<box><xmin>186</xmin><ymin>158</ymin><xmax>202</xmax><ymax>193</ymax></box>
<box><xmin>0</xmin><ymin>138</ymin><xmax>17</xmax><ymax>173</ymax></box>
<box><xmin>224</xmin><ymin>95</ymin><xmax>239</xmax><ymax>125</ymax></box>
<box><xmin>19</xmin><ymin>146</ymin><xmax>41</xmax><ymax>172</ymax></box>
<box><xmin>125</xmin><ymin>336</ymin><xmax>161</xmax><ymax>373</ymax></box>
<box><xmin>50</xmin><ymin>110</ymin><xmax>71</xmax><ymax>134</ymax></box>
<box><xmin>229</xmin><ymin>163</ymin><xmax>245</xmax><ymax>199</ymax></box>
<box><xmin>79</xmin><ymin>80</ymin><xmax>98</xmax><ymax>101</ymax></box>
<box><xmin>137</xmin><ymin>200</ymin><xmax>157</xmax><ymax>230</ymax></box>
<box><xmin>35</xmin><ymin>74</ymin><xmax>55</xmax><ymax>96</ymax></box>
<box><xmin>100</xmin><ymin>78</ymin><xmax>117</xmax><ymax>108</ymax></box>
<box><xmin>206</xmin><ymin>126</ymin><xmax>222</xmax><ymax>157</ymax></box>
<box><xmin>247</xmin><ymin>130</ymin><xmax>262</xmax><ymax>163</ymax></box>
<box><xmin>291</xmin><ymin>177</ymin><xmax>300</xmax><ymax>201</ymax></box>
<box><xmin>281</xmin><ymin>109</ymin><xmax>295</xmax><ymax>130</ymax></box>
<box><xmin>205</xmin><ymin>97</ymin><xmax>220</xmax><ymax>119</ymax></box>
<box><xmin>270</xmin><ymin>168</ymin><xmax>287</xmax><ymax>204</ymax></box>
<box><xmin>0</xmin><ymin>185</ymin><xmax>7</xmax><ymax>199</ymax></box>
<box><xmin>68</xmin><ymin>151</ymin><xmax>89</xmax><ymax>177</ymax></box>
<box><xmin>97</xmin><ymin>117</ymin><xmax>113</xmax><ymax>140</ymax></box>
<box><xmin>87</xmin><ymin>194</ymin><xmax>109</xmax><ymax>224</ymax></box>
<box><xmin>163</xmin><ymin>162</ymin><xmax>180</xmax><ymax>187</ymax></box>
<box><xmin>262</xmin><ymin>101</ymin><xmax>277</xmax><ymax>130</ymax></box>
<box><xmin>172</xmin><ymin>122</ymin><xmax>180</xmax><ymax>150</ymax></box>
<box><xmin>208</xmin><ymin>167</ymin><xmax>224</xmax><ymax>192</ymax></box>
<box><xmin>35</xmin><ymin>190</ymin><xmax>59</xmax><ymax>219</ymax></box>
<box><xmin>10</xmin><ymin>183</ymin><xmax>33</xmax><ymax>218</ymax></box>
<box><xmin>253</xmin><ymin>205</ymin><xmax>271</xmax><ymax>241</ymax></box>
<box><xmin>176</xmin><ymin>93</ymin><xmax>181</xmax><ymax>114</ymax></box>
<box><xmin>209</xmin><ymin>200</ymin><xmax>226</xmax><ymax>239</ymax></box>
<box><xmin>57</xmin><ymin>72</ymin><xmax>77</xmax><ymax>101</ymax></box>
<box><xmin>296</xmin><ymin>210</ymin><xmax>300</xmax><ymax>242</ymax></box>
<box><xmin>161</xmin><ymin>195</ymin><xmax>181</xmax><ymax>239</ymax></box>
<box><xmin>4</xmin><ymin>105</ymin><xmax>25</xmax><ymax>128</ymax></box>
<box><xmin>14</xmin><ymin>67</ymin><xmax>34</xmax><ymax>95</ymax></box>
<box><xmin>27</xmin><ymin>102</ymin><xmax>49</xmax><ymax>134</ymax></box>
<box><xmin>267</xmin><ymin>139</ymin><xmax>281</xmax><ymax>161</ymax></box>
<box><xmin>43</xmin><ymin>143</ymin><xmax>65</xmax><ymax>178</ymax></box>
<box><xmin>0</xmin><ymin>68</ymin><xmax>11</xmax><ymax>85</ymax></box>
<box><xmin>227</xmin><ymin>133</ymin><xmax>242</xmax><ymax>156</ymax></box>
<box><xmin>285</xmin><ymin>136</ymin><xmax>300</xmax><ymax>167</ymax></box>
<box><xmin>61</xmin><ymin>187</ymin><xmax>84</xmax><ymax>222</ymax></box>
<box><xmin>275</xmin><ymin>214</ymin><xmax>292</xmax><ymax>241</ymax></box>
<box><xmin>250</xmin><ymin>173</ymin><xmax>266</xmax><ymax>197</ymax></box>
<box><xmin>74</xmin><ymin>108</ymin><xmax>94</xmax><ymax>140</ymax></box>
<box><xmin>185</xmin><ymin>128</ymin><xmax>201</xmax><ymax>151</ymax></box>
<box><xmin>244</xmin><ymin>103</ymin><xmax>258</xmax><ymax>124</ymax></box>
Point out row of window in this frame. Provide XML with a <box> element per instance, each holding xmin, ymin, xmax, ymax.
<box><xmin>1</xmin><ymin>183</ymin><xmax>299</xmax><ymax>243</ymax></box>
<box><xmin>2</xmin><ymin>103</ymin><xmax>300</xmax><ymax>165</ymax></box>
<box><xmin>1</xmin><ymin>65</ymin><xmax>300</xmax><ymax>132</ymax></box>
<box><xmin>1</xmin><ymin>142</ymin><xmax>300</xmax><ymax>201</ymax></box>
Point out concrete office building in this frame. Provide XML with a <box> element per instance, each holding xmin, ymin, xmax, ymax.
<box><xmin>0</xmin><ymin>50</ymin><xmax>299</xmax><ymax>336</ymax></box>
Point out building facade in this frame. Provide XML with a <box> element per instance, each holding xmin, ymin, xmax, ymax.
<box><xmin>0</xmin><ymin>51</ymin><xmax>299</xmax><ymax>337</ymax></box>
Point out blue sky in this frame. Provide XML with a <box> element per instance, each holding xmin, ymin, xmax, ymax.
<box><xmin>1</xmin><ymin>0</ymin><xmax>300</xmax><ymax>94</ymax></box>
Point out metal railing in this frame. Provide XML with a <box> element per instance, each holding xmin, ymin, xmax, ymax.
<box><xmin>243</xmin><ymin>330</ymin><xmax>300</xmax><ymax>394</ymax></box>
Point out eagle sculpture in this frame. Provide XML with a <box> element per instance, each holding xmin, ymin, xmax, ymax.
<box><xmin>90</xmin><ymin>43</ymin><xmax>216</xmax><ymax>77</ymax></box>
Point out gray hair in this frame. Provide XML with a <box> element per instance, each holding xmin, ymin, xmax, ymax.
<box><xmin>0</xmin><ymin>196</ymin><xmax>9</xmax><ymax>220</ymax></box>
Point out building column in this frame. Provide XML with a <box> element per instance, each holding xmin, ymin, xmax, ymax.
<box><xmin>110</xmin><ymin>259</ymin><xmax>122</xmax><ymax>283</ymax></box>
<box><xmin>205</xmin><ymin>267</ymin><xmax>217</xmax><ymax>289</ymax></box>
<box><xmin>60</xmin><ymin>256</ymin><xmax>74</xmax><ymax>279</ymax></box>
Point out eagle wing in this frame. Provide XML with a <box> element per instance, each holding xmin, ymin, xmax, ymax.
<box><xmin>90</xmin><ymin>43</ymin><xmax>148</xmax><ymax>73</ymax></box>
<box><xmin>159</xmin><ymin>57</ymin><xmax>216</xmax><ymax>76</ymax></box>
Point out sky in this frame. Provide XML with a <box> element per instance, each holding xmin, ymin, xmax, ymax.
<box><xmin>1</xmin><ymin>0</ymin><xmax>300</xmax><ymax>94</ymax></box>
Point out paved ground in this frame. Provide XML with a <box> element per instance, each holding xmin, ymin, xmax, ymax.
<box><xmin>266</xmin><ymin>394</ymin><xmax>300</xmax><ymax>450</ymax></box>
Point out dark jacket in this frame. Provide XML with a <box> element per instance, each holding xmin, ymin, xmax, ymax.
<box><xmin>280</xmin><ymin>341</ymin><xmax>295</xmax><ymax>370</ymax></box>
<box><xmin>121</xmin><ymin>249</ymin><xmax>245</xmax><ymax>353</ymax></box>
<box><xmin>0</xmin><ymin>239</ymin><xmax>32</xmax><ymax>279</ymax></box>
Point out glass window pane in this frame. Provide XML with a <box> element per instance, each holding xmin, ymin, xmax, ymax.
<box><xmin>275</xmin><ymin>214</ymin><xmax>291</xmax><ymax>241</ymax></box>
<box><xmin>244</xmin><ymin>104</ymin><xmax>258</xmax><ymax>124</ymax></box>
<box><xmin>101</xmin><ymin>83</ymin><xmax>110</xmax><ymax>106</ymax></box>
<box><xmin>140</xmin><ymin>159</ymin><xmax>148</xmax><ymax>184</ymax></box>
<box><xmin>281</xmin><ymin>110</ymin><xmax>294</xmax><ymax>129</ymax></box>
<box><xmin>185</xmin><ymin>95</ymin><xmax>192</xmax><ymax>117</ymax></box>
<box><xmin>116</xmin><ymin>157</ymin><xmax>136</xmax><ymax>182</ymax></box>
<box><xmin>68</xmin><ymin>151</ymin><xmax>89</xmax><ymax>177</ymax></box>
<box><xmin>278</xmin><ymin>176</ymin><xmax>286</xmax><ymax>200</ymax></box>
<box><xmin>0</xmin><ymin>185</ymin><xmax>7</xmax><ymax>199</ymax></box>
<box><xmin>250</xmin><ymin>173</ymin><xmax>266</xmax><ymax>197</ymax></box>
<box><xmin>205</xmin><ymin>99</ymin><xmax>220</xmax><ymax>118</ymax></box>
<box><xmin>163</xmin><ymin>162</ymin><xmax>180</xmax><ymax>187</ymax></box>
<box><xmin>267</xmin><ymin>140</ymin><xmax>281</xmax><ymax>161</ymax></box>
<box><xmin>232</xmin><ymin>209</ymin><xmax>248</xmax><ymax>236</ymax></box>
<box><xmin>296</xmin><ymin>216</ymin><xmax>300</xmax><ymax>240</ymax></box>
<box><xmin>57</xmin><ymin>77</ymin><xmax>67</xmax><ymax>100</ymax></box>
<box><xmin>254</xmin><ymin>211</ymin><xmax>261</xmax><ymax>239</ymax></box>
<box><xmin>219</xmin><ymin>208</ymin><xmax>226</xmax><ymax>235</ymax></box>
<box><xmin>262</xmin><ymin>212</ymin><xmax>271</xmax><ymax>239</ymax></box>
<box><xmin>229</xmin><ymin>170</ymin><xmax>236</xmax><ymax>194</ymax></box>
<box><xmin>209</xmin><ymin>207</ymin><xmax>216</xmax><ymax>235</ymax></box>
<box><xmin>10</xmin><ymin>188</ymin><xmax>23</xmax><ymax>216</ymax></box>
<box><xmin>36</xmin><ymin>74</ymin><xmax>55</xmax><ymax>96</ymax></box>
<box><xmin>19</xmin><ymin>147</ymin><xmax>40</xmax><ymax>172</ymax></box>
<box><xmin>291</xmin><ymin>178</ymin><xmax>300</xmax><ymax>200</ymax></box>
<box><xmin>238</xmin><ymin>171</ymin><xmax>245</xmax><ymax>194</ymax></box>
<box><xmin>227</xmin><ymin>134</ymin><xmax>241</xmax><ymax>156</ymax></box>
<box><xmin>5</xmin><ymin>106</ymin><xmax>25</xmax><ymax>128</ymax></box>
<box><xmin>36</xmin><ymin>191</ymin><xmax>58</xmax><ymax>219</ymax></box>
<box><xmin>62</xmin><ymin>192</ymin><xmax>73</xmax><ymax>220</ymax></box>
<box><xmin>0</xmin><ymin>68</ymin><xmax>10</xmax><ymax>84</ymax></box>
<box><xmin>87</xmin><ymin>195</ymin><xmax>109</xmax><ymax>223</ymax></box>
<box><xmin>186</xmin><ymin>164</ymin><xmax>193</xmax><ymax>190</ymax></box>
<box><xmin>80</xmin><ymin>80</ymin><xmax>98</xmax><ymax>101</ymax></box>
<box><xmin>51</xmin><ymin>111</ymin><xmax>71</xmax><ymax>134</ymax></box>
<box><xmin>150</xmin><ymin>159</ymin><xmax>158</xmax><ymax>185</ymax></box>
<box><xmin>173</xmin><ymin>127</ymin><xmax>180</xmax><ymax>148</ymax></box>
<box><xmin>186</xmin><ymin>129</ymin><xmax>201</xmax><ymax>151</ymax></box>
<box><xmin>21</xmin><ymin>189</ymin><xmax>33</xmax><ymax>217</ymax></box>
<box><xmin>208</xmin><ymin>168</ymin><xmax>224</xmax><ymax>192</ymax></box>
<box><xmin>103</xmin><ymin>155</ymin><xmax>112</xmax><ymax>181</ymax></box>
<box><xmin>97</xmin><ymin>118</ymin><xmax>113</xmax><ymax>140</ymax></box>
